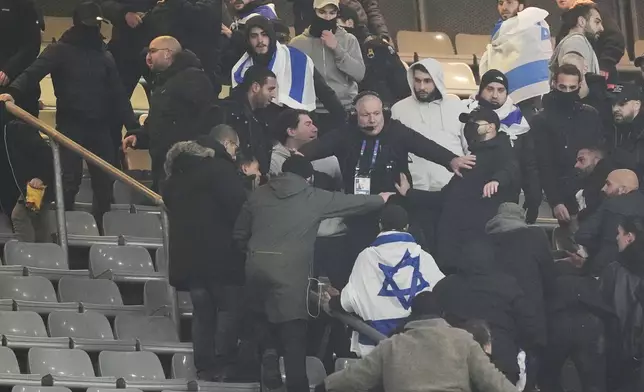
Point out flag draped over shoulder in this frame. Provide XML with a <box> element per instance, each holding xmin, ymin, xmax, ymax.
<box><xmin>340</xmin><ymin>231</ymin><xmax>445</xmax><ymax>357</ymax></box>
<box><xmin>231</xmin><ymin>42</ymin><xmax>317</xmax><ymax>111</ymax></box>
<box><xmin>480</xmin><ymin>7</ymin><xmax>553</xmax><ymax>104</ymax></box>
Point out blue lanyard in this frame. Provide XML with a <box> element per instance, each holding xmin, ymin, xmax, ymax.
<box><xmin>355</xmin><ymin>139</ymin><xmax>380</xmax><ymax>173</ymax></box>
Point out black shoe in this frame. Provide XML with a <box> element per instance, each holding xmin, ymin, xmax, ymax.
<box><xmin>261</xmin><ymin>350</ymin><xmax>283</xmax><ymax>390</ymax></box>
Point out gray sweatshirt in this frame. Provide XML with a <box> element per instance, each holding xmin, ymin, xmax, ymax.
<box><xmin>550</xmin><ymin>32</ymin><xmax>600</xmax><ymax>78</ymax></box>
<box><xmin>290</xmin><ymin>27</ymin><xmax>365</xmax><ymax>111</ymax></box>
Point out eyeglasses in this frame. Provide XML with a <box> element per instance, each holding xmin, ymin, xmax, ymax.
<box><xmin>148</xmin><ymin>48</ymin><xmax>172</xmax><ymax>54</ymax></box>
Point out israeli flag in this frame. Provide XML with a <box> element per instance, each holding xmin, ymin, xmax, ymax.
<box><xmin>231</xmin><ymin>4</ymin><xmax>278</xmax><ymax>29</ymax></box>
<box><xmin>340</xmin><ymin>231</ymin><xmax>445</xmax><ymax>356</ymax></box>
<box><xmin>480</xmin><ymin>7</ymin><xmax>553</xmax><ymax>104</ymax></box>
<box><xmin>232</xmin><ymin>42</ymin><xmax>317</xmax><ymax>111</ymax></box>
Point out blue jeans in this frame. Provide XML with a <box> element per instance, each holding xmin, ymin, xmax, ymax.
<box><xmin>189</xmin><ymin>283</ymin><xmax>242</xmax><ymax>379</ymax></box>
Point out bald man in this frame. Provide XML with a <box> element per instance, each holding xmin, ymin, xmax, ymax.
<box><xmin>123</xmin><ymin>35</ymin><xmax>216</xmax><ymax>191</ymax></box>
<box><xmin>575</xmin><ymin>169</ymin><xmax>644</xmax><ymax>274</ymax></box>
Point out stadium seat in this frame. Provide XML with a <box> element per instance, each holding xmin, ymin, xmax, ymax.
<box><xmin>114</xmin><ymin>315</ymin><xmax>191</xmax><ymax>354</ymax></box>
<box><xmin>617</xmin><ymin>49</ymin><xmax>640</xmax><ymax>74</ymax></box>
<box><xmin>440</xmin><ymin>62</ymin><xmax>479</xmax><ymax>97</ymax></box>
<box><xmin>3</xmin><ymin>241</ymin><xmax>88</xmax><ymax>280</ymax></box>
<box><xmin>43</xmin><ymin>17</ymin><xmax>73</xmax><ymax>43</ymax></box>
<box><xmin>0</xmin><ymin>311</ymin><xmax>68</xmax><ymax>349</ymax></box>
<box><xmin>47</xmin><ymin>210</ymin><xmax>100</xmax><ymax>237</ymax></box>
<box><xmin>455</xmin><ymin>33</ymin><xmax>489</xmax><ymax>57</ymax></box>
<box><xmin>87</xmin><ymin>388</ymin><xmax>143</xmax><ymax>392</ymax></box>
<box><xmin>48</xmin><ymin>311</ymin><xmax>136</xmax><ymax>352</ymax></box>
<box><xmin>279</xmin><ymin>356</ymin><xmax>326</xmax><ymax>388</ymax></box>
<box><xmin>635</xmin><ymin>40</ymin><xmax>644</xmax><ymax>58</ymax></box>
<box><xmin>90</xmin><ymin>245</ymin><xmax>164</xmax><ymax>282</ymax></box>
<box><xmin>154</xmin><ymin>248</ymin><xmax>168</xmax><ymax>276</ymax></box>
<box><xmin>39</xmin><ymin>109</ymin><xmax>57</xmax><ymax>128</ymax></box>
<box><xmin>102</xmin><ymin>211</ymin><xmax>163</xmax><ymax>240</ymax></box>
<box><xmin>171</xmin><ymin>353</ymin><xmax>195</xmax><ymax>380</ymax></box>
<box><xmin>98</xmin><ymin>351</ymin><xmax>188</xmax><ymax>390</ymax></box>
<box><xmin>39</xmin><ymin>77</ymin><xmax>56</xmax><ymax>108</ymax></box>
<box><xmin>0</xmin><ymin>347</ymin><xmax>42</xmax><ymax>386</ymax></box>
<box><xmin>12</xmin><ymin>386</ymin><xmax>72</xmax><ymax>392</ymax></box>
<box><xmin>0</xmin><ymin>347</ymin><xmax>20</xmax><ymax>374</ymax></box>
<box><xmin>58</xmin><ymin>277</ymin><xmax>145</xmax><ymax>318</ymax></box>
<box><xmin>0</xmin><ymin>275</ymin><xmax>77</xmax><ymax>314</ymax></box>
<box><xmin>29</xmin><ymin>348</ymin><xmax>117</xmax><ymax>388</ymax></box>
<box><xmin>334</xmin><ymin>358</ymin><xmax>358</xmax><ymax>372</ymax></box>
<box><xmin>396</xmin><ymin>31</ymin><xmax>472</xmax><ymax>64</ymax></box>
<box><xmin>143</xmin><ymin>280</ymin><xmax>192</xmax><ymax>319</ymax></box>
<box><xmin>131</xmin><ymin>84</ymin><xmax>150</xmax><ymax>112</ymax></box>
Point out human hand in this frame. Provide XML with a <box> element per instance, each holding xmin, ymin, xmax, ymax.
<box><xmin>0</xmin><ymin>71</ymin><xmax>10</xmax><ymax>87</ymax></box>
<box><xmin>450</xmin><ymin>155</ymin><xmax>476</xmax><ymax>177</ymax></box>
<box><xmin>394</xmin><ymin>173</ymin><xmax>410</xmax><ymax>196</ymax></box>
<box><xmin>221</xmin><ymin>23</ymin><xmax>232</xmax><ymax>38</ymax></box>
<box><xmin>122</xmin><ymin>135</ymin><xmax>137</xmax><ymax>150</ymax></box>
<box><xmin>553</xmin><ymin>204</ymin><xmax>571</xmax><ymax>222</ymax></box>
<box><xmin>379</xmin><ymin>192</ymin><xmax>395</xmax><ymax>203</ymax></box>
<box><xmin>0</xmin><ymin>94</ymin><xmax>14</xmax><ymax>103</ymax></box>
<box><xmin>564</xmin><ymin>251</ymin><xmax>586</xmax><ymax>268</ymax></box>
<box><xmin>28</xmin><ymin>178</ymin><xmax>45</xmax><ymax>189</ymax></box>
<box><xmin>320</xmin><ymin>30</ymin><xmax>338</xmax><ymax>50</ymax></box>
<box><xmin>482</xmin><ymin>181</ymin><xmax>499</xmax><ymax>198</ymax></box>
<box><xmin>125</xmin><ymin>12</ymin><xmax>143</xmax><ymax>28</ymax></box>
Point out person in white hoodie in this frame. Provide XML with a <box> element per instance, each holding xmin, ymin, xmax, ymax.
<box><xmin>326</xmin><ymin>204</ymin><xmax>445</xmax><ymax>357</ymax></box>
<box><xmin>462</xmin><ymin>69</ymin><xmax>542</xmax><ymax>223</ymax></box>
<box><xmin>391</xmin><ymin>58</ymin><xmax>468</xmax><ymax>192</ymax></box>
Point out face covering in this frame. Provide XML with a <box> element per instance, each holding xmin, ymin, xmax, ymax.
<box><xmin>478</xmin><ymin>98</ymin><xmax>502</xmax><ymax>110</ymax></box>
<box><xmin>552</xmin><ymin>89</ymin><xmax>580</xmax><ymax>106</ymax></box>
<box><xmin>310</xmin><ymin>15</ymin><xmax>338</xmax><ymax>37</ymax></box>
<box><xmin>464</xmin><ymin>122</ymin><xmax>484</xmax><ymax>146</ymax></box>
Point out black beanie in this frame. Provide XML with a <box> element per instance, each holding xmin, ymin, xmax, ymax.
<box><xmin>282</xmin><ymin>156</ymin><xmax>314</xmax><ymax>179</ymax></box>
<box><xmin>479</xmin><ymin>69</ymin><xmax>509</xmax><ymax>95</ymax></box>
<box><xmin>379</xmin><ymin>204</ymin><xmax>409</xmax><ymax>231</ymax></box>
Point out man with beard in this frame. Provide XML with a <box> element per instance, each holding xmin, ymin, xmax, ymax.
<box><xmin>555</xmin><ymin>0</ymin><xmax>625</xmax><ymax>87</ymax></box>
<box><xmin>533</xmin><ymin>64</ymin><xmax>603</xmax><ymax>228</ymax></box>
<box><xmin>574</xmin><ymin>146</ymin><xmax>614</xmax><ymax>222</ymax></box>
<box><xmin>609</xmin><ymin>84</ymin><xmax>644</xmax><ymax>180</ymax></box>
<box><xmin>463</xmin><ymin>70</ymin><xmax>541</xmax><ymax>224</ymax></box>
<box><xmin>122</xmin><ymin>36</ymin><xmax>215</xmax><ymax>191</ymax></box>
<box><xmin>290</xmin><ymin>0</ymin><xmax>365</xmax><ymax>130</ymax></box>
<box><xmin>231</xmin><ymin>16</ymin><xmax>345</xmax><ymax>126</ymax></box>
<box><xmin>550</xmin><ymin>3</ymin><xmax>604</xmax><ymax>78</ymax></box>
<box><xmin>0</xmin><ymin>2</ymin><xmax>139</xmax><ymax>224</ymax></box>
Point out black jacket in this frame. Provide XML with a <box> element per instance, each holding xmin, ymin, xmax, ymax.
<box><xmin>99</xmin><ymin>0</ymin><xmax>157</xmax><ymax>44</ymax></box>
<box><xmin>127</xmin><ymin>50</ymin><xmax>215</xmax><ymax>180</ymax></box>
<box><xmin>433</xmin><ymin>241</ymin><xmax>544</xmax><ymax>379</ymax></box>
<box><xmin>577</xmin><ymin>158</ymin><xmax>614</xmax><ymax>223</ymax></box>
<box><xmin>406</xmin><ymin>134</ymin><xmax>519</xmax><ymax>267</ymax></box>
<box><xmin>582</xmin><ymin>72</ymin><xmax>615</xmax><ymax>138</ymax></box>
<box><xmin>548</xmin><ymin>260</ymin><xmax>613</xmax><ymax>317</ymax></box>
<box><xmin>358</xmin><ymin>38</ymin><xmax>410</xmax><ymax>107</ymax></box>
<box><xmin>576</xmin><ymin>191</ymin><xmax>644</xmax><ymax>276</ymax></box>
<box><xmin>533</xmin><ymin>92</ymin><xmax>604</xmax><ymax>212</ymax></box>
<box><xmin>0</xmin><ymin>0</ymin><xmax>41</xmax><ymax>116</ymax></box>
<box><xmin>299</xmin><ymin>118</ymin><xmax>457</xmax><ymax>195</ymax></box>
<box><xmin>487</xmin><ymin>226</ymin><xmax>556</xmax><ymax>346</ymax></box>
<box><xmin>9</xmin><ymin>26</ymin><xmax>138</xmax><ymax>130</ymax></box>
<box><xmin>610</xmin><ymin>111</ymin><xmax>644</xmax><ymax>181</ymax></box>
<box><xmin>163</xmin><ymin>136</ymin><xmax>247</xmax><ymax>290</ymax></box>
<box><xmin>203</xmin><ymin>87</ymin><xmax>272</xmax><ymax>175</ymax></box>
<box><xmin>512</xmin><ymin>131</ymin><xmax>541</xmax><ymax>215</ymax></box>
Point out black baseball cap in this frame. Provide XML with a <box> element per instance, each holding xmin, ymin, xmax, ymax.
<box><xmin>73</xmin><ymin>1</ymin><xmax>106</xmax><ymax>26</ymax></box>
<box><xmin>459</xmin><ymin>107</ymin><xmax>501</xmax><ymax>131</ymax></box>
<box><xmin>609</xmin><ymin>83</ymin><xmax>642</xmax><ymax>105</ymax></box>
<box><xmin>635</xmin><ymin>54</ymin><xmax>644</xmax><ymax>68</ymax></box>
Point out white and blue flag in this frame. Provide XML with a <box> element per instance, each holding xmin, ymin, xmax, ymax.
<box><xmin>232</xmin><ymin>42</ymin><xmax>317</xmax><ymax>111</ymax></box>
<box><xmin>340</xmin><ymin>231</ymin><xmax>445</xmax><ymax>356</ymax></box>
<box><xmin>480</xmin><ymin>7</ymin><xmax>553</xmax><ymax>104</ymax></box>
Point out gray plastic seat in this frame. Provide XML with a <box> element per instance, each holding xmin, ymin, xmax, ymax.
<box><xmin>28</xmin><ymin>348</ymin><xmax>95</xmax><ymax>377</ymax></box>
<box><xmin>154</xmin><ymin>248</ymin><xmax>168</xmax><ymax>275</ymax></box>
<box><xmin>0</xmin><ymin>311</ymin><xmax>68</xmax><ymax>349</ymax></box>
<box><xmin>171</xmin><ymin>353</ymin><xmax>195</xmax><ymax>380</ymax></box>
<box><xmin>57</xmin><ymin>277</ymin><xmax>145</xmax><ymax>318</ymax></box>
<box><xmin>0</xmin><ymin>348</ymin><xmax>43</xmax><ymax>387</ymax></box>
<box><xmin>48</xmin><ymin>210</ymin><xmax>100</xmax><ymax>237</ymax></box>
<box><xmin>102</xmin><ymin>211</ymin><xmax>162</xmax><ymax>239</ymax></box>
<box><xmin>98</xmin><ymin>351</ymin><xmax>167</xmax><ymax>381</ymax></box>
<box><xmin>0</xmin><ymin>347</ymin><xmax>20</xmax><ymax>374</ymax></box>
<box><xmin>0</xmin><ymin>276</ymin><xmax>77</xmax><ymax>313</ymax></box>
<box><xmin>3</xmin><ymin>241</ymin><xmax>88</xmax><ymax>280</ymax></box>
<box><xmin>87</xmin><ymin>389</ymin><xmax>143</xmax><ymax>392</ymax></box>
<box><xmin>0</xmin><ymin>214</ymin><xmax>13</xmax><ymax>234</ymax></box>
<box><xmin>115</xmin><ymin>315</ymin><xmax>191</xmax><ymax>354</ymax></box>
<box><xmin>89</xmin><ymin>245</ymin><xmax>164</xmax><ymax>282</ymax></box>
<box><xmin>334</xmin><ymin>358</ymin><xmax>358</xmax><ymax>372</ymax></box>
<box><xmin>12</xmin><ymin>387</ymin><xmax>72</xmax><ymax>392</ymax></box>
<box><xmin>279</xmin><ymin>357</ymin><xmax>326</xmax><ymax>387</ymax></box>
<box><xmin>144</xmin><ymin>281</ymin><xmax>192</xmax><ymax>319</ymax></box>
<box><xmin>48</xmin><ymin>311</ymin><xmax>136</xmax><ymax>352</ymax></box>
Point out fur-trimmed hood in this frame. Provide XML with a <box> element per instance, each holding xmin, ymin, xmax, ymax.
<box><xmin>164</xmin><ymin>140</ymin><xmax>215</xmax><ymax>177</ymax></box>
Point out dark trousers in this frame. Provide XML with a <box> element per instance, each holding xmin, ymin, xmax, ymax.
<box><xmin>190</xmin><ymin>282</ymin><xmax>242</xmax><ymax>379</ymax></box>
<box><xmin>58</xmin><ymin>122</ymin><xmax>115</xmax><ymax>223</ymax></box>
<box><xmin>540</xmin><ymin>310</ymin><xmax>607</xmax><ymax>392</ymax></box>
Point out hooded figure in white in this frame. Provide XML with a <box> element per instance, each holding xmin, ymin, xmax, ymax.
<box><xmin>391</xmin><ymin>58</ymin><xmax>467</xmax><ymax>191</ymax></box>
<box><xmin>340</xmin><ymin>230</ymin><xmax>445</xmax><ymax>356</ymax></box>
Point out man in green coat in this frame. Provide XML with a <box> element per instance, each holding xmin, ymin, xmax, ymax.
<box><xmin>234</xmin><ymin>155</ymin><xmax>389</xmax><ymax>392</ymax></box>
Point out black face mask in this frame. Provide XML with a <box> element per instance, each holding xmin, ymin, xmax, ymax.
<box><xmin>552</xmin><ymin>89</ymin><xmax>580</xmax><ymax>106</ymax></box>
<box><xmin>310</xmin><ymin>15</ymin><xmax>338</xmax><ymax>37</ymax></box>
<box><xmin>464</xmin><ymin>122</ymin><xmax>484</xmax><ymax>146</ymax></box>
<box><xmin>478</xmin><ymin>98</ymin><xmax>502</xmax><ymax>110</ymax></box>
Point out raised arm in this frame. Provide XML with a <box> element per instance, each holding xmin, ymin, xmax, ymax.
<box><xmin>399</xmin><ymin>122</ymin><xmax>458</xmax><ymax>169</ymax></box>
<box><xmin>9</xmin><ymin>44</ymin><xmax>62</xmax><ymax>98</ymax></box>
<box><xmin>332</xmin><ymin>33</ymin><xmax>365</xmax><ymax>82</ymax></box>
<box><xmin>319</xmin><ymin>190</ymin><xmax>384</xmax><ymax>219</ymax></box>
<box><xmin>1</xmin><ymin>1</ymin><xmax>41</xmax><ymax>83</ymax></box>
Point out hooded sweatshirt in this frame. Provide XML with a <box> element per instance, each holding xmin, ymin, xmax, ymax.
<box><xmin>391</xmin><ymin>58</ymin><xmax>468</xmax><ymax>191</ymax></box>
<box><xmin>289</xmin><ymin>26</ymin><xmax>365</xmax><ymax>111</ymax></box>
<box><xmin>340</xmin><ymin>231</ymin><xmax>445</xmax><ymax>356</ymax></box>
<box><xmin>550</xmin><ymin>32</ymin><xmax>600</xmax><ymax>78</ymax></box>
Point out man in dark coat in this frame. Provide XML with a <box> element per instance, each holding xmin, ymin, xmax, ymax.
<box><xmin>233</xmin><ymin>155</ymin><xmax>387</xmax><ymax>392</ymax></box>
<box><xmin>556</xmin><ymin>0</ymin><xmax>625</xmax><ymax>86</ymax></box>
<box><xmin>433</xmin><ymin>240</ymin><xmax>544</xmax><ymax>385</ymax></box>
<box><xmin>609</xmin><ymin>84</ymin><xmax>644</xmax><ymax>180</ymax></box>
<box><xmin>574</xmin><ymin>145</ymin><xmax>614</xmax><ymax>222</ymax></box>
<box><xmin>0</xmin><ymin>2</ymin><xmax>140</xmax><ymax>223</ymax></box>
<box><xmin>163</xmin><ymin>124</ymin><xmax>246</xmax><ymax>381</ymax></box>
<box><xmin>576</xmin><ymin>169</ymin><xmax>644</xmax><ymax>275</ymax></box>
<box><xmin>122</xmin><ymin>36</ymin><xmax>215</xmax><ymax>191</ymax></box>
<box><xmin>396</xmin><ymin>107</ymin><xmax>519</xmax><ymax>268</ymax></box>
<box><xmin>533</xmin><ymin>63</ymin><xmax>604</xmax><ymax>223</ymax></box>
<box><xmin>205</xmin><ymin>65</ymin><xmax>277</xmax><ymax>175</ymax></box>
<box><xmin>0</xmin><ymin>0</ymin><xmax>42</xmax><ymax>117</ymax></box>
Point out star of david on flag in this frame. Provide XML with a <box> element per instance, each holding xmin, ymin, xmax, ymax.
<box><xmin>378</xmin><ymin>249</ymin><xmax>429</xmax><ymax>310</ymax></box>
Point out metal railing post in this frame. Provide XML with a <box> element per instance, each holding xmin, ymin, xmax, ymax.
<box><xmin>50</xmin><ymin>140</ymin><xmax>68</xmax><ymax>260</ymax></box>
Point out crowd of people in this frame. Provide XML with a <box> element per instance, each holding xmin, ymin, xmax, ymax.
<box><xmin>2</xmin><ymin>0</ymin><xmax>644</xmax><ymax>391</ymax></box>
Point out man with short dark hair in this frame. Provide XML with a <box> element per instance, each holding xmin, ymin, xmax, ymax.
<box><xmin>609</xmin><ymin>84</ymin><xmax>644</xmax><ymax>180</ymax></box>
<box><xmin>533</xmin><ymin>64</ymin><xmax>603</xmax><ymax>225</ymax></box>
<box><xmin>574</xmin><ymin>146</ymin><xmax>614</xmax><ymax>221</ymax></box>
<box><xmin>122</xmin><ymin>35</ymin><xmax>215</xmax><ymax>191</ymax></box>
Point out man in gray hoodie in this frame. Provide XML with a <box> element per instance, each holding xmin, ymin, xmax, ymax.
<box><xmin>290</xmin><ymin>0</ymin><xmax>365</xmax><ymax>130</ymax></box>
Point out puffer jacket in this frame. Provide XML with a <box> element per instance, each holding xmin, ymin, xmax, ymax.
<box><xmin>339</xmin><ymin>0</ymin><xmax>389</xmax><ymax>37</ymax></box>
